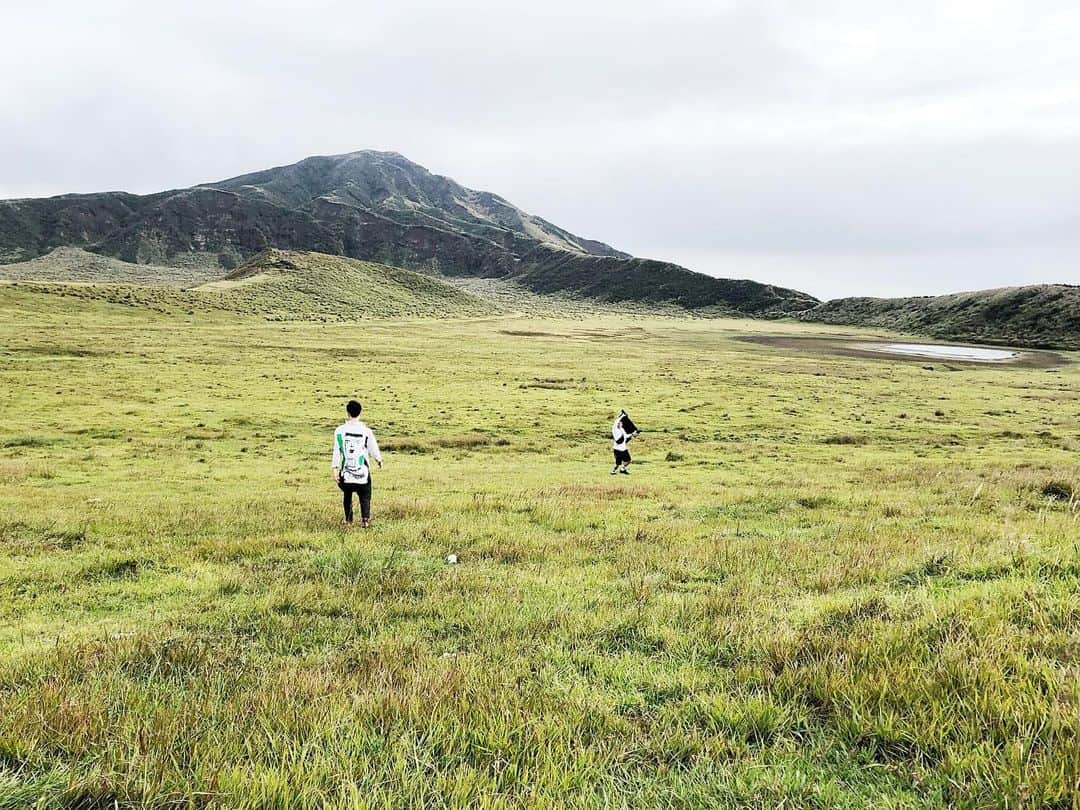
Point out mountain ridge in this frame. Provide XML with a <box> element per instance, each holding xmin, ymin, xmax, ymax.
<box><xmin>801</xmin><ymin>284</ymin><xmax>1080</xmax><ymax>350</ymax></box>
<box><xmin>0</xmin><ymin>150</ymin><xmax>818</xmax><ymax>315</ymax></box>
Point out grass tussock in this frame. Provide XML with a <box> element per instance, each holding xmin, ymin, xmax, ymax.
<box><xmin>822</xmin><ymin>433</ymin><xmax>871</xmax><ymax>445</ymax></box>
<box><xmin>0</xmin><ymin>461</ymin><xmax>55</xmax><ymax>484</ymax></box>
<box><xmin>1</xmin><ymin>436</ymin><xmax>62</xmax><ymax>449</ymax></box>
<box><xmin>1041</xmin><ymin>480</ymin><xmax>1074</xmax><ymax>501</ymax></box>
<box><xmin>379</xmin><ymin>438</ymin><xmax>432</xmax><ymax>454</ymax></box>
<box><xmin>433</xmin><ymin>433</ymin><xmax>494</xmax><ymax>450</ymax></box>
<box><xmin>547</xmin><ymin>483</ymin><xmax>651</xmax><ymax>501</ymax></box>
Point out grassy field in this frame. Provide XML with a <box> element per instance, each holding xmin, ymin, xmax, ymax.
<box><xmin>0</xmin><ymin>283</ymin><xmax>1077</xmax><ymax>808</ymax></box>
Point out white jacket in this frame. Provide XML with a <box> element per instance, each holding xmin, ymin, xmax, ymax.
<box><xmin>612</xmin><ymin>419</ymin><xmax>633</xmax><ymax>451</ymax></box>
<box><xmin>332</xmin><ymin>420</ymin><xmax>382</xmax><ymax>484</ymax></box>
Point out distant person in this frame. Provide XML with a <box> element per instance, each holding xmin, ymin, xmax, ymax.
<box><xmin>332</xmin><ymin>400</ymin><xmax>383</xmax><ymax>527</ymax></box>
<box><xmin>611</xmin><ymin>409</ymin><xmax>639</xmax><ymax>475</ymax></box>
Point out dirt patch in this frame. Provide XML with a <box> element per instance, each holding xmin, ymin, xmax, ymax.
<box><xmin>8</xmin><ymin>345</ymin><xmax>106</xmax><ymax>358</ymax></box>
<box><xmin>737</xmin><ymin>335</ymin><xmax>1069</xmax><ymax>369</ymax></box>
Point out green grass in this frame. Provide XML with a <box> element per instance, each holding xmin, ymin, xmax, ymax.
<box><xmin>0</xmin><ymin>284</ymin><xmax>1077</xmax><ymax>808</ymax></box>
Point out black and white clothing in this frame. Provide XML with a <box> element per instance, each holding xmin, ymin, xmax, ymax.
<box><xmin>332</xmin><ymin>420</ymin><xmax>382</xmax><ymax>484</ymax></box>
<box><xmin>612</xmin><ymin>418</ymin><xmax>632</xmax><ymax>450</ymax></box>
<box><xmin>612</xmin><ymin>417</ymin><xmax>634</xmax><ymax>466</ymax></box>
<box><xmin>332</xmin><ymin>419</ymin><xmax>382</xmax><ymax>522</ymax></box>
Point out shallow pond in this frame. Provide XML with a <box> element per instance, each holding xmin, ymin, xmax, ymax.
<box><xmin>853</xmin><ymin>342</ymin><xmax>1022</xmax><ymax>362</ymax></box>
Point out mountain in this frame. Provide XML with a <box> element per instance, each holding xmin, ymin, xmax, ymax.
<box><xmin>0</xmin><ymin>151</ymin><xmax>817</xmax><ymax>315</ymax></box>
<box><xmin>801</xmin><ymin>284</ymin><xmax>1080</xmax><ymax>350</ymax></box>
<box><xmin>206</xmin><ymin>151</ymin><xmax>630</xmax><ymax>260</ymax></box>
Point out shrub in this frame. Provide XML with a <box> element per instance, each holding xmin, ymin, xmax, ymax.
<box><xmin>1042</xmin><ymin>480</ymin><xmax>1074</xmax><ymax>501</ymax></box>
<box><xmin>796</xmin><ymin>495</ymin><xmax>831</xmax><ymax>509</ymax></box>
<box><xmin>823</xmin><ymin>434</ymin><xmax>869</xmax><ymax>445</ymax></box>
<box><xmin>2</xmin><ymin>436</ymin><xmax>61</xmax><ymax>449</ymax></box>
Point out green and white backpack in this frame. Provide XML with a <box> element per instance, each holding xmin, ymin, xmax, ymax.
<box><xmin>337</xmin><ymin>430</ymin><xmax>370</xmax><ymax>484</ymax></box>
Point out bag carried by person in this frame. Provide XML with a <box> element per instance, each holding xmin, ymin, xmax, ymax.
<box><xmin>337</xmin><ymin>431</ymin><xmax>370</xmax><ymax>484</ymax></box>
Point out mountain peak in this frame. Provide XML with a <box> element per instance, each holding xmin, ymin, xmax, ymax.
<box><xmin>203</xmin><ymin>150</ymin><xmax>630</xmax><ymax>259</ymax></box>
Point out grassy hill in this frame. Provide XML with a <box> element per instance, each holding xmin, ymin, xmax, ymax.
<box><xmin>0</xmin><ymin>246</ymin><xmax>222</xmax><ymax>286</ymax></box>
<box><xmin>201</xmin><ymin>249</ymin><xmax>496</xmax><ymax>319</ymax></box>
<box><xmin>0</xmin><ymin>151</ymin><xmax>819</xmax><ymax>315</ymax></box>
<box><xmin>0</xmin><ymin>290</ymin><xmax>1076</xmax><ymax>806</ymax></box>
<box><xmin>802</xmin><ymin>284</ymin><xmax>1080</xmax><ymax>350</ymax></box>
<box><xmin>2</xmin><ymin>250</ymin><xmax>496</xmax><ymax>321</ymax></box>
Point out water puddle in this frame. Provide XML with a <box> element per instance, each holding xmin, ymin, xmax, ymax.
<box><xmin>736</xmin><ymin>335</ymin><xmax>1065</xmax><ymax>367</ymax></box>
<box><xmin>853</xmin><ymin>343</ymin><xmax>1023</xmax><ymax>363</ymax></box>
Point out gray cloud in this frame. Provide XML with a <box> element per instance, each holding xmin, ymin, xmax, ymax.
<box><xmin>2</xmin><ymin>0</ymin><xmax>1078</xmax><ymax>298</ymax></box>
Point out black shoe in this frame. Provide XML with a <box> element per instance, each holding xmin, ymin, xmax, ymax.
<box><xmin>619</xmin><ymin>469</ymin><xmax>630</xmax><ymax>475</ymax></box>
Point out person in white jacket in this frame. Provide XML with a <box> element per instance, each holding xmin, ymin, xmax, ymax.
<box><xmin>611</xmin><ymin>410</ymin><xmax>638</xmax><ymax>475</ymax></box>
<box><xmin>332</xmin><ymin>400</ymin><xmax>383</xmax><ymax>527</ymax></box>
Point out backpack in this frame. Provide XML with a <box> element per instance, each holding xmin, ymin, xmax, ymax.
<box><xmin>337</xmin><ymin>430</ymin><xmax>370</xmax><ymax>484</ymax></box>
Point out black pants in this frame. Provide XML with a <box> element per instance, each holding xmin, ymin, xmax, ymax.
<box><xmin>613</xmin><ymin>448</ymin><xmax>631</xmax><ymax>466</ymax></box>
<box><xmin>338</xmin><ymin>480</ymin><xmax>372</xmax><ymax>522</ymax></box>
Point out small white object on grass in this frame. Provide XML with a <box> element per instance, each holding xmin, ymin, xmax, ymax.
<box><xmin>446</xmin><ymin>554</ymin><xmax>458</xmax><ymax>564</ymax></box>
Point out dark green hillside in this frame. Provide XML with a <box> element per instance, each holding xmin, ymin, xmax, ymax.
<box><xmin>90</xmin><ymin>189</ymin><xmax>341</xmax><ymax>266</ymax></box>
<box><xmin>802</xmin><ymin>284</ymin><xmax>1080</xmax><ymax>350</ymax></box>
<box><xmin>514</xmin><ymin>247</ymin><xmax>819</xmax><ymax>315</ymax></box>
<box><xmin>0</xmin><ymin>192</ymin><xmax>150</xmax><ymax>263</ymax></box>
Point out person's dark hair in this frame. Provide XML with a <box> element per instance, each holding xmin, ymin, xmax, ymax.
<box><xmin>346</xmin><ymin>400</ymin><xmax>362</xmax><ymax>418</ymax></box>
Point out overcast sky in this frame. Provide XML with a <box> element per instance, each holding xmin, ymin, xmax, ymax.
<box><xmin>2</xmin><ymin>0</ymin><xmax>1078</xmax><ymax>299</ymax></box>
